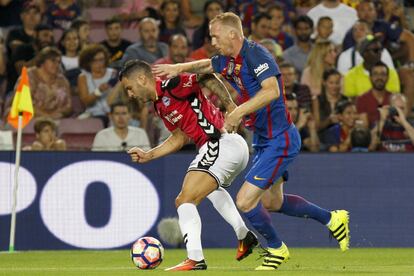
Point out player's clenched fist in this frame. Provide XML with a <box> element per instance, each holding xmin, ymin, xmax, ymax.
<box><xmin>152</xmin><ymin>64</ymin><xmax>180</xmax><ymax>79</ymax></box>
<box><xmin>127</xmin><ymin>147</ymin><xmax>152</xmax><ymax>163</ymax></box>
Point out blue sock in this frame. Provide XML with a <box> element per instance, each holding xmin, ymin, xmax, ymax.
<box><xmin>244</xmin><ymin>203</ymin><xmax>282</xmax><ymax>248</ymax></box>
<box><xmin>278</xmin><ymin>194</ymin><xmax>331</xmax><ymax>225</ymax></box>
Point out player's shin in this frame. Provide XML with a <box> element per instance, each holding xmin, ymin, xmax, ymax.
<box><xmin>207</xmin><ymin>187</ymin><xmax>249</xmax><ymax>240</ymax></box>
<box><xmin>177</xmin><ymin>203</ymin><xmax>204</xmax><ymax>261</ymax></box>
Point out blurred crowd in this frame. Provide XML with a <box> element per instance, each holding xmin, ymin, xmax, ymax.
<box><xmin>0</xmin><ymin>0</ymin><xmax>413</xmax><ymax>153</ymax></box>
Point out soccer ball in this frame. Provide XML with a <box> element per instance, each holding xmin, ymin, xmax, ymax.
<box><xmin>131</xmin><ymin>237</ymin><xmax>164</xmax><ymax>269</ymax></box>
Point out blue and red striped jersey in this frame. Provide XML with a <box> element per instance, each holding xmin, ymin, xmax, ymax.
<box><xmin>211</xmin><ymin>39</ymin><xmax>292</xmax><ymax>144</ymax></box>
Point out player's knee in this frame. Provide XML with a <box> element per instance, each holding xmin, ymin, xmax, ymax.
<box><xmin>236</xmin><ymin>197</ymin><xmax>255</xmax><ymax>213</ymax></box>
<box><xmin>265</xmin><ymin>199</ymin><xmax>283</xmax><ymax>212</ymax></box>
<box><xmin>175</xmin><ymin>193</ymin><xmax>199</xmax><ymax>208</ymax></box>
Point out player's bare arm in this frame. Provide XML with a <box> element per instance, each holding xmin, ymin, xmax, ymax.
<box><xmin>128</xmin><ymin>129</ymin><xmax>189</xmax><ymax>163</ymax></box>
<box><xmin>153</xmin><ymin>59</ymin><xmax>213</xmax><ymax>78</ymax></box>
<box><xmin>225</xmin><ymin>77</ymin><xmax>280</xmax><ymax>132</ymax></box>
<box><xmin>197</xmin><ymin>73</ymin><xmax>237</xmax><ymax>113</ymax></box>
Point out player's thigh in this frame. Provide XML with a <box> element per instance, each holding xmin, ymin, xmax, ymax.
<box><xmin>236</xmin><ymin>181</ymin><xmax>266</xmax><ymax>212</ymax></box>
<box><xmin>176</xmin><ymin>170</ymin><xmax>218</xmax><ymax>207</ymax></box>
<box><xmin>262</xmin><ymin>179</ymin><xmax>284</xmax><ymax>211</ymax></box>
<box><xmin>188</xmin><ymin>134</ymin><xmax>249</xmax><ymax>188</ymax></box>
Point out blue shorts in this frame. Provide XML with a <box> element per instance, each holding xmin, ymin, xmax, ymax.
<box><xmin>245</xmin><ymin>125</ymin><xmax>301</xmax><ymax>189</ymax></box>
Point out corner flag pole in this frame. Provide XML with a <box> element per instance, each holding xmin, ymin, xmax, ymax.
<box><xmin>9</xmin><ymin>112</ymin><xmax>23</xmax><ymax>252</ymax></box>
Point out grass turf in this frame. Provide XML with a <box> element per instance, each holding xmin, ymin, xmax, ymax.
<box><xmin>0</xmin><ymin>248</ymin><xmax>413</xmax><ymax>276</ymax></box>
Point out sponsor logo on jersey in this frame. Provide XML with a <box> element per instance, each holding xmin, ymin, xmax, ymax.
<box><xmin>165</xmin><ymin>110</ymin><xmax>183</xmax><ymax>125</ymax></box>
<box><xmin>254</xmin><ymin>63</ymin><xmax>269</xmax><ymax>77</ymax></box>
<box><xmin>162</xmin><ymin>96</ymin><xmax>170</xmax><ymax>107</ymax></box>
<box><xmin>183</xmin><ymin>75</ymin><xmax>193</xmax><ymax>88</ymax></box>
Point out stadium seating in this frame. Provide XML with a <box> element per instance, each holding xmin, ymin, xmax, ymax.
<box><xmin>59</xmin><ymin>118</ymin><xmax>104</xmax><ymax>150</ymax></box>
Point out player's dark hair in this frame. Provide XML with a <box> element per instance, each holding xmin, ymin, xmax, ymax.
<box><xmin>252</xmin><ymin>13</ymin><xmax>271</xmax><ymax>25</ymax></box>
<box><xmin>369</xmin><ymin>61</ymin><xmax>389</xmax><ymax>75</ymax></box>
<box><xmin>110</xmin><ymin>101</ymin><xmax>129</xmax><ymax>113</ymax></box>
<box><xmin>351</xmin><ymin>127</ymin><xmax>371</xmax><ymax>148</ymax></box>
<box><xmin>293</xmin><ymin>15</ymin><xmax>314</xmax><ymax>29</ymax></box>
<box><xmin>119</xmin><ymin>59</ymin><xmax>152</xmax><ymax>81</ymax></box>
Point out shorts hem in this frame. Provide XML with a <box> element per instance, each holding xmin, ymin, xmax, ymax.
<box><xmin>187</xmin><ymin>168</ymin><xmax>221</xmax><ymax>189</ymax></box>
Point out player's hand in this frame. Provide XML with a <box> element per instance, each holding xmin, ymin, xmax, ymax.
<box><xmin>152</xmin><ymin>64</ymin><xmax>180</xmax><ymax>79</ymax></box>
<box><xmin>127</xmin><ymin>147</ymin><xmax>152</xmax><ymax>163</ymax></box>
<box><xmin>224</xmin><ymin>109</ymin><xmax>242</xmax><ymax>133</ymax></box>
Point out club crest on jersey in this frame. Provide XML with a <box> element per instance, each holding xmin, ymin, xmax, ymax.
<box><xmin>234</xmin><ymin>64</ymin><xmax>241</xmax><ymax>75</ymax></box>
<box><xmin>162</xmin><ymin>96</ymin><xmax>170</xmax><ymax>107</ymax></box>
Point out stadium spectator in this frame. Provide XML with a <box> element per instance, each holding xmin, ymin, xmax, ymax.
<box><xmin>59</xmin><ymin>28</ymin><xmax>81</xmax><ymax>89</ymax></box>
<box><xmin>241</xmin><ymin>0</ymin><xmax>295</xmax><ymax>36</ymax></box>
<box><xmin>77</xmin><ymin>44</ymin><xmax>119</xmax><ymax>126</ymax></box>
<box><xmin>315</xmin><ymin>16</ymin><xmax>333</xmax><ymax>41</ymax></box>
<box><xmin>324</xmin><ymin>100</ymin><xmax>358</xmax><ymax>152</ymax></box>
<box><xmin>301</xmin><ymin>40</ymin><xmax>338</xmax><ymax>97</ymax></box>
<box><xmin>286</xmin><ymin>93</ymin><xmax>320</xmax><ymax>152</ymax></box>
<box><xmin>100</xmin><ymin>17</ymin><xmax>131</xmax><ymax>64</ymax></box>
<box><xmin>8</xmin><ymin>24</ymin><xmax>54</xmax><ymax>93</ymax></box>
<box><xmin>158</xmin><ymin>0</ymin><xmax>186</xmax><ymax>44</ymax></box>
<box><xmin>337</xmin><ymin>20</ymin><xmax>395</xmax><ymax>74</ymax></box>
<box><xmin>192</xmin><ymin>0</ymin><xmax>224</xmax><ymax>50</ymax></box>
<box><xmin>248</xmin><ymin>13</ymin><xmax>271</xmax><ymax>43</ymax></box>
<box><xmin>343</xmin><ymin>35</ymin><xmax>400</xmax><ymax>98</ymax></box>
<box><xmin>120</xmin><ymin>17</ymin><xmax>168</xmax><ymax>65</ymax></box>
<box><xmin>307</xmin><ymin>0</ymin><xmax>358</xmax><ymax>45</ymax></box>
<box><xmin>70</xmin><ymin>18</ymin><xmax>91</xmax><ymax>50</ymax></box>
<box><xmin>377</xmin><ymin>0</ymin><xmax>409</xmax><ymax>30</ymax></box>
<box><xmin>314</xmin><ymin>69</ymin><xmax>349</xmax><ymax>133</ymax></box>
<box><xmin>92</xmin><ymin>102</ymin><xmax>150</xmax><ymax>151</ymax></box>
<box><xmin>11</xmin><ymin>47</ymin><xmax>72</xmax><ymax>119</ymax></box>
<box><xmin>283</xmin><ymin>15</ymin><xmax>314</xmax><ymax>76</ymax></box>
<box><xmin>25</xmin><ymin>117</ymin><xmax>67</xmax><ymax>151</ymax></box>
<box><xmin>259</xmin><ymin>38</ymin><xmax>283</xmax><ymax>64</ymax></box>
<box><xmin>0</xmin><ymin>34</ymin><xmax>6</xmax><ymax>113</ymax></box>
<box><xmin>118</xmin><ymin>0</ymin><xmax>161</xmax><ymax>26</ymax></box>
<box><xmin>268</xmin><ymin>4</ymin><xmax>294</xmax><ymax>50</ymax></box>
<box><xmin>45</xmin><ymin>0</ymin><xmax>81</xmax><ymax>30</ymax></box>
<box><xmin>190</xmin><ymin>34</ymin><xmax>218</xmax><ymax>60</ymax></box>
<box><xmin>371</xmin><ymin>94</ymin><xmax>414</xmax><ymax>152</ymax></box>
<box><xmin>5</xmin><ymin>2</ymin><xmax>41</xmax><ymax>54</ymax></box>
<box><xmin>356</xmin><ymin>62</ymin><xmax>393</xmax><ymax>128</ymax></box>
<box><xmin>350</xmin><ymin>126</ymin><xmax>371</xmax><ymax>152</ymax></box>
<box><xmin>0</xmin><ymin>0</ymin><xmax>25</xmax><ymax>28</ymax></box>
<box><xmin>154</xmin><ymin>34</ymin><xmax>192</xmax><ymax>65</ymax></box>
<box><xmin>181</xmin><ymin>0</ymin><xmax>209</xmax><ymax>28</ymax></box>
<box><xmin>279</xmin><ymin>62</ymin><xmax>312</xmax><ymax>109</ymax></box>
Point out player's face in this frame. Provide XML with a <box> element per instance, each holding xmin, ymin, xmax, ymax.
<box><xmin>106</xmin><ymin>23</ymin><xmax>122</xmax><ymax>41</ymax></box>
<box><xmin>324</xmin><ymin>73</ymin><xmax>341</xmax><ymax>96</ymax></box>
<box><xmin>170</xmin><ymin>37</ymin><xmax>189</xmax><ymax>63</ymax></box>
<box><xmin>370</xmin><ymin>66</ymin><xmax>388</xmax><ymax>91</ymax></box>
<box><xmin>210</xmin><ymin>23</ymin><xmax>233</xmax><ymax>56</ymax></box>
<box><xmin>111</xmin><ymin>106</ymin><xmax>130</xmax><ymax>129</ymax></box>
<box><xmin>122</xmin><ymin>75</ymin><xmax>154</xmax><ymax>103</ymax></box>
<box><xmin>37</xmin><ymin>30</ymin><xmax>54</xmax><ymax>48</ymax></box>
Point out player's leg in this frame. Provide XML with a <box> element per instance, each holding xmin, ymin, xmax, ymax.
<box><xmin>165</xmin><ymin>171</ymin><xmax>217</xmax><ymax>271</ymax></box>
<box><xmin>262</xmin><ymin>174</ymin><xmax>350</xmax><ymax>251</ymax></box>
<box><xmin>203</xmin><ymin>134</ymin><xmax>258</xmax><ymax>261</ymax></box>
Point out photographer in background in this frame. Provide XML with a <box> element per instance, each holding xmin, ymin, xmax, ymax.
<box><xmin>286</xmin><ymin>93</ymin><xmax>320</xmax><ymax>152</ymax></box>
<box><xmin>370</xmin><ymin>94</ymin><xmax>414</xmax><ymax>152</ymax></box>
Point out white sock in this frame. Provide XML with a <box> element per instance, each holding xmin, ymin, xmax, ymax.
<box><xmin>207</xmin><ymin>187</ymin><xmax>249</xmax><ymax>240</ymax></box>
<box><xmin>177</xmin><ymin>203</ymin><xmax>204</xmax><ymax>261</ymax></box>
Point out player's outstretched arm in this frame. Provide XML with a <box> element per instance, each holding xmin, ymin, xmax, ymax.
<box><xmin>197</xmin><ymin>73</ymin><xmax>237</xmax><ymax>113</ymax></box>
<box><xmin>225</xmin><ymin>77</ymin><xmax>280</xmax><ymax>133</ymax></box>
<box><xmin>153</xmin><ymin>59</ymin><xmax>213</xmax><ymax>78</ymax></box>
<box><xmin>128</xmin><ymin>129</ymin><xmax>189</xmax><ymax>163</ymax></box>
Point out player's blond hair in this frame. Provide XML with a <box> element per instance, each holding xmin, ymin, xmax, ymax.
<box><xmin>209</xmin><ymin>12</ymin><xmax>243</xmax><ymax>35</ymax></box>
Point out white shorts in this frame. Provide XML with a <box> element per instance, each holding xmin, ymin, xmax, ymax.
<box><xmin>188</xmin><ymin>133</ymin><xmax>249</xmax><ymax>188</ymax></box>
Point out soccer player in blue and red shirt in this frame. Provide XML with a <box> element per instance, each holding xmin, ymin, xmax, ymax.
<box><xmin>154</xmin><ymin>12</ymin><xmax>350</xmax><ymax>270</ymax></box>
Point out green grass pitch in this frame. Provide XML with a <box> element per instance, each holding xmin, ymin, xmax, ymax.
<box><xmin>0</xmin><ymin>248</ymin><xmax>413</xmax><ymax>275</ymax></box>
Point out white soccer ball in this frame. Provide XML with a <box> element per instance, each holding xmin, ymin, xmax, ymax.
<box><xmin>131</xmin><ymin>237</ymin><xmax>164</xmax><ymax>269</ymax></box>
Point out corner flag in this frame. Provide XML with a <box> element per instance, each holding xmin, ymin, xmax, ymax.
<box><xmin>7</xmin><ymin>66</ymin><xmax>34</xmax><ymax>129</ymax></box>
